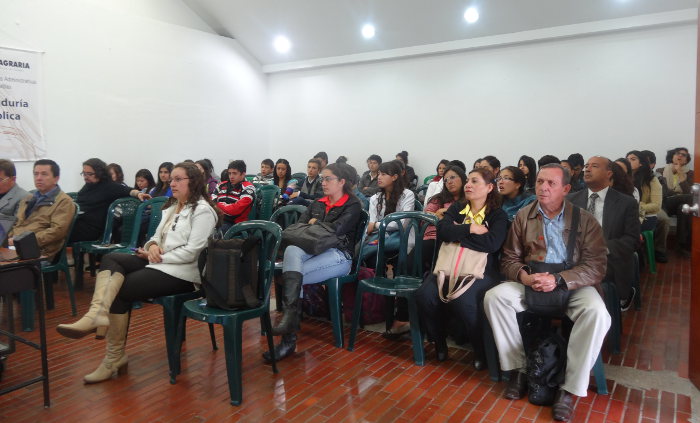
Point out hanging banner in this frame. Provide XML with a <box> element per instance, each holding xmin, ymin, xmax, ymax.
<box><xmin>0</xmin><ymin>47</ymin><xmax>44</xmax><ymax>161</ymax></box>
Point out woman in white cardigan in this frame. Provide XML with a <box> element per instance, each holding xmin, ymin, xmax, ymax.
<box><xmin>57</xmin><ymin>162</ymin><xmax>219</xmax><ymax>383</ymax></box>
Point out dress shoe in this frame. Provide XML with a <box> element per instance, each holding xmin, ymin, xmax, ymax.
<box><xmin>382</xmin><ymin>323</ymin><xmax>410</xmax><ymax>340</ymax></box>
<box><xmin>472</xmin><ymin>359</ymin><xmax>485</xmax><ymax>371</ymax></box>
<box><xmin>504</xmin><ymin>371</ymin><xmax>528</xmax><ymax>400</ymax></box>
<box><xmin>552</xmin><ymin>389</ymin><xmax>574</xmax><ymax>421</ymax></box>
<box><xmin>435</xmin><ymin>338</ymin><xmax>448</xmax><ymax>362</ymax></box>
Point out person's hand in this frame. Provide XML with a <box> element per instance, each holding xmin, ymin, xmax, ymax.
<box><xmin>308</xmin><ymin>218</ymin><xmax>318</xmax><ymax>225</ymax></box>
<box><xmin>135</xmin><ymin>247</ymin><xmax>149</xmax><ymax>260</ymax></box>
<box><xmin>470</xmin><ymin>222</ymin><xmax>489</xmax><ymax>235</ymax></box>
<box><xmin>137</xmin><ymin>192</ymin><xmax>152</xmax><ymax>201</ymax></box>
<box><xmin>290</xmin><ymin>191</ymin><xmax>300</xmax><ymax>199</ymax></box>
<box><xmin>530</xmin><ymin>272</ymin><xmax>557</xmax><ymax>292</ymax></box>
<box><xmin>147</xmin><ymin>244</ymin><xmax>164</xmax><ymax>263</ymax></box>
<box><xmin>367</xmin><ymin>222</ymin><xmax>376</xmax><ymax>235</ymax></box>
<box><xmin>435</xmin><ymin>208</ymin><xmax>447</xmax><ymax>219</ymax></box>
<box><xmin>518</xmin><ymin>269</ymin><xmax>535</xmax><ymax>287</ymax></box>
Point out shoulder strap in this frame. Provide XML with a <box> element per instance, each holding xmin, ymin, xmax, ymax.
<box><xmin>565</xmin><ymin>205</ymin><xmax>580</xmax><ymax>267</ymax></box>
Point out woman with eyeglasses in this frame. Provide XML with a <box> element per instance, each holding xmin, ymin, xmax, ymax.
<box><xmin>57</xmin><ymin>162</ymin><xmax>220</xmax><ymax>383</ymax></box>
<box><xmin>69</xmin><ymin>158</ymin><xmax>150</xmax><ymax>242</ymax></box>
<box><xmin>150</xmin><ymin>162</ymin><xmax>174</xmax><ymax>197</ymax></box>
<box><xmin>416</xmin><ymin>167</ymin><xmax>507</xmax><ymax>370</ymax></box>
<box><xmin>497</xmin><ymin>166</ymin><xmax>535</xmax><ymax>223</ymax></box>
<box><xmin>266</xmin><ymin>163</ymin><xmax>363</xmax><ymax>362</ymax></box>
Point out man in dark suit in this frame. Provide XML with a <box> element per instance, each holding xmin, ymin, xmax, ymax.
<box><xmin>568</xmin><ymin>156</ymin><xmax>640</xmax><ymax>309</ymax></box>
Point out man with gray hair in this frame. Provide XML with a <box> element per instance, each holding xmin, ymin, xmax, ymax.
<box><xmin>0</xmin><ymin>159</ymin><xmax>28</xmax><ymax>239</ymax></box>
<box><xmin>484</xmin><ymin>163</ymin><xmax>610</xmax><ymax>422</ymax></box>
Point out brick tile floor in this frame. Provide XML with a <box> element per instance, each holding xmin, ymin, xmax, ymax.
<box><xmin>0</xmin><ymin>250</ymin><xmax>694</xmax><ymax>422</ymax></box>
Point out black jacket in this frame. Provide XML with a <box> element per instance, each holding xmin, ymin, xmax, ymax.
<box><xmin>437</xmin><ymin>201</ymin><xmax>509</xmax><ymax>280</ymax></box>
<box><xmin>76</xmin><ymin>181</ymin><xmax>132</xmax><ymax>235</ymax></box>
<box><xmin>300</xmin><ymin>194</ymin><xmax>363</xmax><ymax>256</ymax></box>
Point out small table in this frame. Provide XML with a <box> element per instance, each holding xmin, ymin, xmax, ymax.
<box><xmin>0</xmin><ymin>248</ymin><xmax>50</xmax><ymax>407</ymax></box>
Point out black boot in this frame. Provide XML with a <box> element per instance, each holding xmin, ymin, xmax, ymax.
<box><xmin>262</xmin><ymin>333</ymin><xmax>297</xmax><ymax>363</ymax></box>
<box><xmin>271</xmin><ymin>271</ymin><xmax>303</xmax><ymax>335</ymax></box>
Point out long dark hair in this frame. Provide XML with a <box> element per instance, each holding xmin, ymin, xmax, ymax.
<box><xmin>152</xmin><ymin>162</ymin><xmax>174</xmax><ymax>196</ymax></box>
<box><xmin>82</xmin><ymin>158</ymin><xmax>109</xmax><ymax>182</ymax></box>
<box><xmin>502</xmin><ymin>166</ymin><xmax>527</xmax><ymax>196</ymax></box>
<box><xmin>195</xmin><ymin>159</ymin><xmax>213</xmax><ymax>182</ymax></box>
<box><xmin>518</xmin><ymin>155</ymin><xmax>537</xmax><ymax>188</ymax></box>
<box><xmin>611</xmin><ymin>161</ymin><xmax>634</xmax><ymax>197</ymax></box>
<box><xmin>627</xmin><ymin>150</ymin><xmax>653</xmax><ymax>191</ymax></box>
<box><xmin>163</xmin><ymin>162</ymin><xmax>222</xmax><ymax>224</ymax></box>
<box><xmin>435</xmin><ymin>159</ymin><xmax>450</xmax><ymax>178</ymax></box>
<box><xmin>273</xmin><ymin>158</ymin><xmax>292</xmax><ymax>187</ymax></box>
<box><xmin>468</xmin><ymin>168</ymin><xmax>502</xmax><ymax>212</ymax></box>
<box><xmin>133</xmin><ymin>168</ymin><xmax>156</xmax><ymax>191</ymax></box>
<box><xmin>106</xmin><ymin>163</ymin><xmax>125</xmax><ymax>183</ymax></box>
<box><xmin>377</xmin><ymin>161</ymin><xmax>406</xmax><ymax>217</ymax></box>
<box><xmin>429</xmin><ymin>165</ymin><xmax>466</xmax><ymax>206</ymax></box>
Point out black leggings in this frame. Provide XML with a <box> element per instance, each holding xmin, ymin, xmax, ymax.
<box><xmin>100</xmin><ymin>253</ymin><xmax>195</xmax><ymax>314</ymax></box>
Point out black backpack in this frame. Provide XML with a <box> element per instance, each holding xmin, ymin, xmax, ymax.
<box><xmin>201</xmin><ymin>237</ymin><xmax>261</xmax><ymax>310</ymax></box>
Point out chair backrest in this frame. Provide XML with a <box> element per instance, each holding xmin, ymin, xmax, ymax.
<box><xmin>245</xmin><ymin>175</ymin><xmax>256</xmax><ymax>182</ymax></box>
<box><xmin>52</xmin><ymin>202</ymin><xmax>80</xmax><ymax>265</ymax></box>
<box><xmin>255</xmin><ymin>185</ymin><xmax>281</xmax><ymax>221</ymax></box>
<box><xmin>423</xmin><ymin>175</ymin><xmax>437</xmax><ymax>185</ymax></box>
<box><xmin>223</xmin><ymin>220</ymin><xmax>282</xmax><ymax>306</ymax></box>
<box><xmin>66</xmin><ymin>192</ymin><xmax>79</xmax><ymax>201</ymax></box>
<box><xmin>413</xmin><ymin>199</ymin><xmax>424</xmax><ymax>212</ymax></box>
<box><xmin>100</xmin><ymin>197</ymin><xmax>141</xmax><ymax>244</ymax></box>
<box><xmin>346</xmin><ymin>210</ymin><xmax>370</xmax><ymax>279</ymax></box>
<box><xmin>291</xmin><ymin>172</ymin><xmax>306</xmax><ymax>181</ymax></box>
<box><xmin>375</xmin><ymin>211</ymin><xmax>438</xmax><ymax>279</ymax></box>
<box><xmin>269</xmin><ymin>204</ymin><xmax>307</xmax><ymax>229</ymax></box>
<box><xmin>144</xmin><ymin>197</ymin><xmax>169</xmax><ymax>241</ymax></box>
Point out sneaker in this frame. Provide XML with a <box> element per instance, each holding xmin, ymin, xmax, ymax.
<box><xmin>620</xmin><ymin>287</ymin><xmax>636</xmax><ymax>312</ymax></box>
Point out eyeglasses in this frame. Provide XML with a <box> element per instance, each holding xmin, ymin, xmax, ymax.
<box><xmin>444</xmin><ymin>175</ymin><xmax>460</xmax><ymax>182</ymax></box>
<box><xmin>319</xmin><ymin>176</ymin><xmax>339</xmax><ymax>182</ymax></box>
<box><xmin>171</xmin><ymin>215</ymin><xmax>180</xmax><ymax>231</ymax></box>
<box><xmin>171</xmin><ymin>177</ymin><xmax>190</xmax><ymax>183</ymax></box>
<box><xmin>0</xmin><ymin>176</ymin><xmax>11</xmax><ymax>183</ymax></box>
<box><xmin>495</xmin><ymin>176</ymin><xmax>514</xmax><ymax>182</ymax></box>
<box><xmin>80</xmin><ymin>172</ymin><xmax>95</xmax><ymax>177</ymax></box>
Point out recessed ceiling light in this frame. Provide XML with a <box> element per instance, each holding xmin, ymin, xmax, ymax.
<box><xmin>273</xmin><ymin>36</ymin><xmax>291</xmax><ymax>53</ymax></box>
<box><xmin>464</xmin><ymin>7</ymin><xmax>479</xmax><ymax>24</ymax></box>
<box><xmin>362</xmin><ymin>24</ymin><xmax>376</xmax><ymax>39</ymax></box>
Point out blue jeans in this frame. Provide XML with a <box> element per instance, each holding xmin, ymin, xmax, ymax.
<box><xmin>282</xmin><ymin>245</ymin><xmax>352</xmax><ymax>287</ymax></box>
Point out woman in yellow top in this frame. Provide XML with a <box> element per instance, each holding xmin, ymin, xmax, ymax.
<box><xmin>627</xmin><ymin>150</ymin><xmax>662</xmax><ymax>232</ymax></box>
<box><xmin>415</xmin><ymin>168</ymin><xmax>508</xmax><ymax>370</ymax></box>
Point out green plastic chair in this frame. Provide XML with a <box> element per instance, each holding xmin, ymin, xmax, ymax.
<box><xmin>423</xmin><ymin>175</ymin><xmax>437</xmax><ymax>185</ymax></box>
<box><xmin>172</xmin><ymin>220</ymin><xmax>283</xmax><ymax>405</ymax></box>
<box><xmin>322</xmin><ymin>210</ymin><xmax>369</xmax><ymax>348</ymax></box>
<box><xmin>254</xmin><ymin>185</ymin><xmax>280</xmax><ymax>221</ymax></box>
<box><xmin>641</xmin><ymin>230</ymin><xmax>656</xmax><ymax>274</ymax></box>
<box><xmin>245</xmin><ymin>175</ymin><xmax>256</xmax><ymax>182</ymax></box>
<box><xmin>66</xmin><ymin>192</ymin><xmax>78</xmax><ymax>201</ymax></box>
<box><xmin>72</xmin><ymin>197</ymin><xmax>142</xmax><ymax>287</ymax></box>
<box><xmin>291</xmin><ymin>172</ymin><xmax>307</xmax><ymax>182</ymax></box>
<box><xmin>413</xmin><ymin>199</ymin><xmax>424</xmax><ymax>212</ymax></box>
<box><xmin>347</xmin><ymin>211</ymin><xmax>438</xmax><ymax>365</ymax></box>
<box><xmin>110</xmin><ymin>197</ymin><xmax>168</xmax><ymax>254</ymax></box>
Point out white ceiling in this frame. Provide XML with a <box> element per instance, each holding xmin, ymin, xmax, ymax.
<box><xmin>183</xmin><ymin>0</ymin><xmax>698</xmax><ymax>66</ymax></box>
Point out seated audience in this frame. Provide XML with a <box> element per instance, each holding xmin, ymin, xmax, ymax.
<box><xmin>518</xmin><ymin>155</ymin><xmax>537</xmax><ymax>195</ymax></box>
<box><xmin>614</xmin><ymin>158</ymin><xmax>640</xmax><ymax>202</ymax></box>
<box><xmin>358</xmin><ymin>154</ymin><xmax>382</xmax><ymax>197</ymax></box>
<box><xmin>133</xmin><ymin>169</ymin><xmax>156</xmax><ymax>193</ymax></box>
<box><xmin>416</xmin><ymin>167</ymin><xmax>507</xmax><ymax>370</ymax></box>
<box><xmin>150</xmin><ymin>162</ymin><xmax>174</xmax><ymax>197</ymax></box>
<box><xmin>253</xmin><ymin>158</ymin><xmax>275</xmax><ymax>185</ymax></box>
<box><xmin>195</xmin><ymin>159</ymin><xmax>218</xmax><ymax>195</ymax></box>
<box><xmin>107</xmin><ymin>163</ymin><xmax>128</xmax><ymax>187</ymax></box>
<box><xmin>273</xmin><ymin>159</ymin><xmax>292</xmax><ymax>191</ymax></box>
<box><xmin>70</xmin><ymin>158</ymin><xmax>147</xmax><ymax>242</ymax></box>
<box><xmin>8</xmin><ymin>159</ymin><xmax>76</xmax><ymax>260</ymax></box>
<box><xmin>335</xmin><ymin>156</ymin><xmax>348</xmax><ymax>164</ymax></box>
<box><xmin>362</xmin><ymin>160</ymin><xmax>415</xmax><ymax>262</ymax></box>
<box><xmin>477</xmin><ymin>155</ymin><xmax>501</xmax><ymax>177</ymax></box>
<box><xmin>423</xmin><ymin>159</ymin><xmax>451</xmax><ymax>208</ymax></box>
<box><xmin>56</xmin><ymin>162</ymin><xmax>219</xmax><ymax>384</ymax></box>
<box><xmin>610</xmin><ymin>161</ymin><xmax>636</xmax><ymax>198</ymax></box>
<box><xmin>289</xmin><ymin>158</ymin><xmax>324</xmax><ymax>205</ymax></box>
<box><xmin>0</xmin><ymin>159</ymin><xmax>28</xmax><ymax>238</ymax></box>
<box><xmin>661</xmin><ymin>147</ymin><xmax>693</xmax><ymax>254</ymax></box>
<box><xmin>568</xmin><ymin>156</ymin><xmax>640</xmax><ymax>311</ymax></box>
<box><xmin>566</xmin><ymin>153</ymin><xmax>585</xmax><ymax>192</ymax></box>
<box><xmin>627</xmin><ymin>151</ymin><xmax>664</xmax><ymax>260</ymax></box>
<box><xmin>639</xmin><ymin>150</ymin><xmax>670</xmax><ymax>262</ymax></box>
<box><xmin>314</xmin><ymin>151</ymin><xmax>329</xmax><ymax>169</ymax></box>
<box><xmin>396</xmin><ymin>151</ymin><xmax>418</xmax><ymax>190</ymax></box>
<box><xmin>265</xmin><ymin>163</ymin><xmax>362</xmax><ymax>362</ymax></box>
<box><xmin>498</xmin><ymin>166</ymin><xmax>535</xmax><ymax>222</ymax></box>
<box><xmin>538</xmin><ymin>154</ymin><xmax>560</xmax><ymax>168</ymax></box>
<box><xmin>212</xmin><ymin>160</ymin><xmax>255</xmax><ymax>234</ymax></box>
<box><xmin>484</xmin><ymin>164</ymin><xmax>610</xmax><ymax>422</ymax></box>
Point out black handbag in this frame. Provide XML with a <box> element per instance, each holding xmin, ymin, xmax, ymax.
<box><xmin>523</xmin><ymin>206</ymin><xmax>580</xmax><ymax>318</ymax></box>
<box><xmin>202</xmin><ymin>237</ymin><xmax>261</xmax><ymax>310</ymax></box>
<box><xmin>282</xmin><ymin>222</ymin><xmax>339</xmax><ymax>255</ymax></box>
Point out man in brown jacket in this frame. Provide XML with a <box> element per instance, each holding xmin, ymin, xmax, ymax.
<box><xmin>484</xmin><ymin>164</ymin><xmax>610</xmax><ymax>422</ymax></box>
<box><xmin>9</xmin><ymin>159</ymin><xmax>75</xmax><ymax>260</ymax></box>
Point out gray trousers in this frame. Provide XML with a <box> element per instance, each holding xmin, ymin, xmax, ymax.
<box><xmin>484</xmin><ymin>282</ymin><xmax>610</xmax><ymax>397</ymax></box>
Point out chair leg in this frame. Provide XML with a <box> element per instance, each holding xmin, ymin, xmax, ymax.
<box><xmin>208</xmin><ymin>323</ymin><xmax>218</xmax><ymax>351</ymax></box>
<box><xmin>406</xmin><ymin>294</ymin><xmax>424</xmax><ymax>366</ymax></box>
<box><xmin>160</xmin><ymin>297</ymin><xmax>180</xmax><ymax>383</ymax></box>
<box><xmin>347</xmin><ymin>284</ymin><xmax>366</xmax><ymax>351</ymax></box>
<box><xmin>74</xmin><ymin>249</ymin><xmax>84</xmax><ymax>290</ymax></box>
<box><xmin>222</xmin><ymin>318</ymin><xmax>244</xmax><ymax>406</ymax></box>
<box><xmin>19</xmin><ymin>290</ymin><xmax>35</xmax><ymax>332</ymax></box>
<box><xmin>261</xmin><ymin>312</ymin><xmax>278</xmax><ymax>374</ymax></box>
<box><xmin>642</xmin><ymin>231</ymin><xmax>656</xmax><ymax>274</ymax></box>
<box><xmin>62</xmin><ymin>268</ymin><xmax>77</xmax><ymax>316</ymax></box>
<box><xmin>326</xmin><ymin>279</ymin><xmax>344</xmax><ymax>348</ymax></box>
<box><xmin>171</xmin><ymin>308</ymin><xmax>188</xmax><ymax>383</ymax></box>
<box><xmin>88</xmin><ymin>254</ymin><xmax>97</xmax><ymax>277</ymax></box>
<box><xmin>42</xmin><ymin>272</ymin><xmax>55</xmax><ymax>310</ymax></box>
<box><xmin>592</xmin><ymin>352</ymin><xmax>608</xmax><ymax>395</ymax></box>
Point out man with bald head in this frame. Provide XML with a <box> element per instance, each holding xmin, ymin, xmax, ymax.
<box><xmin>568</xmin><ymin>156</ymin><xmax>640</xmax><ymax>311</ymax></box>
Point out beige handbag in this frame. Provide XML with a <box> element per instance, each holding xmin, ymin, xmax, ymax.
<box><xmin>433</xmin><ymin>242</ymin><xmax>488</xmax><ymax>303</ymax></box>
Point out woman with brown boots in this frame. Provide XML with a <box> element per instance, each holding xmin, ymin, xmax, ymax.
<box><xmin>56</xmin><ymin>162</ymin><xmax>219</xmax><ymax>383</ymax></box>
<box><xmin>265</xmin><ymin>163</ymin><xmax>363</xmax><ymax>362</ymax></box>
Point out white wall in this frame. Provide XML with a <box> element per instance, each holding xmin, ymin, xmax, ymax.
<box><xmin>268</xmin><ymin>24</ymin><xmax>697</xmax><ymax>179</ymax></box>
<box><xmin>0</xmin><ymin>0</ymin><xmax>268</xmax><ymax>191</ymax></box>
